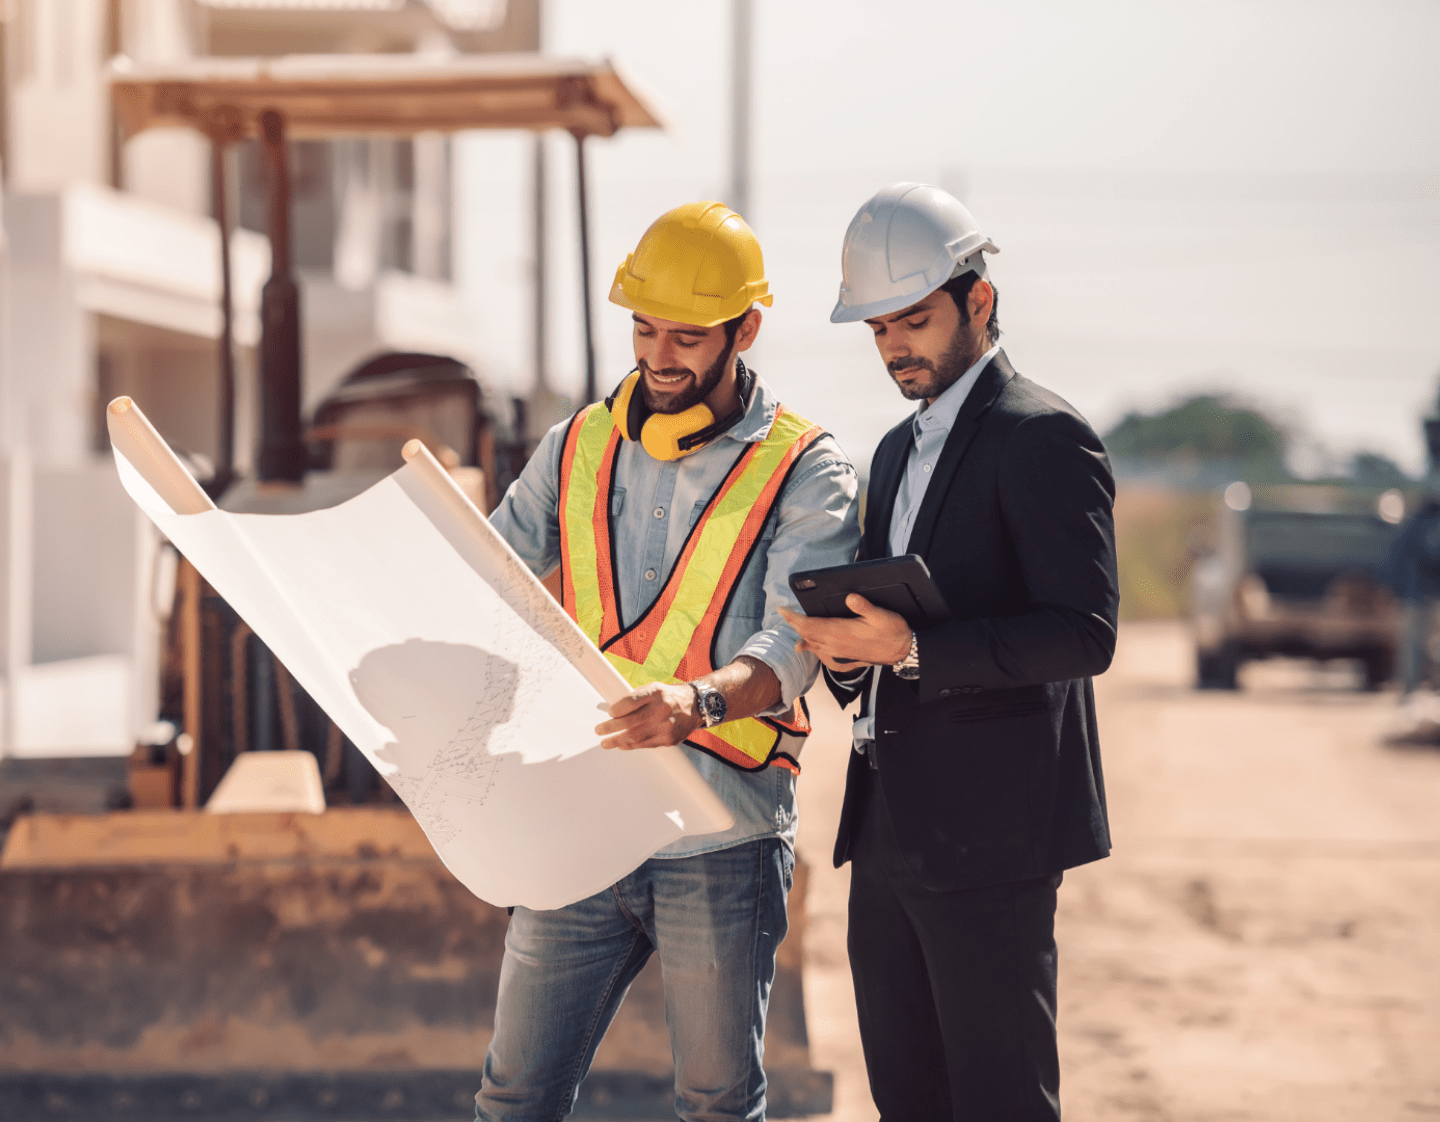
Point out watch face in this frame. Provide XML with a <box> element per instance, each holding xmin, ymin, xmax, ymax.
<box><xmin>701</xmin><ymin>689</ymin><xmax>727</xmax><ymax>726</ymax></box>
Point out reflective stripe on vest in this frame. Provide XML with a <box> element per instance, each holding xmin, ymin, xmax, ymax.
<box><xmin>558</xmin><ymin>401</ymin><xmax>822</xmax><ymax>772</ymax></box>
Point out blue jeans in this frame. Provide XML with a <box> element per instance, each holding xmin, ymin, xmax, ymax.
<box><xmin>474</xmin><ymin>838</ymin><xmax>793</xmax><ymax>1122</ymax></box>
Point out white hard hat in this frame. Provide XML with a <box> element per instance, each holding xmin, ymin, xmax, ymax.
<box><xmin>830</xmin><ymin>183</ymin><xmax>999</xmax><ymax>324</ymax></box>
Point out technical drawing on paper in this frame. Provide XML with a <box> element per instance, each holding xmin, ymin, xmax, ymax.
<box><xmin>394</xmin><ymin>592</ymin><xmax>574</xmax><ymax>847</ymax></box>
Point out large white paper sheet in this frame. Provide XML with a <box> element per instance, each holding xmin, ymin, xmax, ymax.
<box><xmin>111</xmin><ymin>438</ymin><xmax>732</xmax><ymax>910</ymax></box>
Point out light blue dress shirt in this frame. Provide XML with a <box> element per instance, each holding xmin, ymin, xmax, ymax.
<box><xmin>491</xmin><ymin>368</ymin><xmax>861</xmax><ymax>856</ymax></box>
<box><xmin>851</xmin><ymin>344</ymin><xmax>1000</xmax><ymax>742</ymax></box>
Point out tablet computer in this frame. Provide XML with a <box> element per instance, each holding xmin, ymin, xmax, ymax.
<box><xmin>788</xmin><ymin>554</ymin><xmax>951</xmax><ymax>622</ymax></box>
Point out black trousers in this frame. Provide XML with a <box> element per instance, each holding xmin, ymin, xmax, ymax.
<box><xmin>847</xmin><ymin>766</ymin><xmax>1062</xmax><ymax>1121</ymax></box>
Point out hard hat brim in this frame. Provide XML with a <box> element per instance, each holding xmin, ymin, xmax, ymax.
<box><xmin>829</xmin><ymin>241</ymin><xmax>998</xmax><ymax>324</ymax></box>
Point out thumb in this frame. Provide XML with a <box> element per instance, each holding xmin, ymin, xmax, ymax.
<box><xmin>845</xmin><ymin>592</ymin><xmax>878</xmax><ymax>618</ymax></box>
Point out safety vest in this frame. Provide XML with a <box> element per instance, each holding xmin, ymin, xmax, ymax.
<box><xmin>558</xmin><ymin>400</ymin><xmax>823</xmax><ymax>772</ymax></box>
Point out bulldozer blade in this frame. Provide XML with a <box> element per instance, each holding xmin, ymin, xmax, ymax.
<box><xmin>0</xmin><ymin>807</ymin><xmax>832</xmax><ymax>1120</ymax></box>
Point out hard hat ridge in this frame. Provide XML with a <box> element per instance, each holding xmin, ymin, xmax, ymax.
<box><xmin>830</xmin><ymin>182</ymin><xmax>998</xmax><ymax>323</ymax></box>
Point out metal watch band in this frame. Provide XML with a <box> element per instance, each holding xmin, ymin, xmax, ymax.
<box><xmin>689</xmin><ymin>681</ymin><xmax>726</xmax><ymax>727</ymax></box>
<box><xmin>892</xmin><ymin>630</ymin><xmax>920</xmax><ymax>680</ymax></box>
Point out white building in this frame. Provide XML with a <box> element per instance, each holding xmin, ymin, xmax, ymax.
<box><xmin>0</xmin><ymin>0</ymin><xmax>537</xmax><ymax>758</ymax></box>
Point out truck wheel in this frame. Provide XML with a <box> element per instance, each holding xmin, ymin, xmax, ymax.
<box><xmin>1361</xmin><ymin>651</ymin><xmax>1394</xmax><ymax>691</ymax></box>
<box><xmin>1196</xmin><ymin>646</ymin><xmax>1240</xmax><ymax>690</ymax></box>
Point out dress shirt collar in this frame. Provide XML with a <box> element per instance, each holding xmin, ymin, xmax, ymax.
<box><xmin>910</xmin><ymin>343</ymin><xmax>1001</xmax><ymax>441</ymax></box>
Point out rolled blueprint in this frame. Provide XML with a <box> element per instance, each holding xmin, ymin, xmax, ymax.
<box><xmin>107</xmin><ymin>397</ymin><xmax>732</xmax><ymax>909</ymax></box>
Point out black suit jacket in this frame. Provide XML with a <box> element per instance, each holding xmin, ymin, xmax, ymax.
<box><xmin>829</xmin><ymin>349</ymin><xmax>1118</xmax><ymax>892</ymax></box>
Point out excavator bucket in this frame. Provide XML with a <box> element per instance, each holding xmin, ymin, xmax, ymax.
<box><xmin>0</xmin><ymin>806</ymin><xmax>832</xmax><ymax>1120</ymax></box>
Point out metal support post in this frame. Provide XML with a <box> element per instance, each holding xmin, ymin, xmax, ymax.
<box><xmin>729</xmin><ymin>0</ymin><xmax>753</xmax><ymax>221</ymax></box>
<box><xmin>257</xmin><ymin>109</ymin><xmax>306</xmax><ymax>482</ymax></box>
<box><xmin>572</xmin><ymin>130</ymin><xmax>596</xmax><ymax>406</ymax></box>
<box><xmin>532</xmin><ymin>133</ymin><xmax>547</xmax><ymax>428</ymax></box>
<box><xmin>210</xmin><ymin>136</ymin><xmax>236</xmax><ymax>494</ymax></box>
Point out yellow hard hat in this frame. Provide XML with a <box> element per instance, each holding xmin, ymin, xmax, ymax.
<box><xmin>609</xmin><ymin>201</ymin><xmax>773</xmax><ymax>328</ymax></box>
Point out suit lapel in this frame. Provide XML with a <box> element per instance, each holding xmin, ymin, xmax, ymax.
<box><xmin>904</xmin><ymin>349</ymin><xmax>1015</xmax><ymax>558</ymax></box>
<box><xmin>863</xmin><ymin>426</ymin><xmax>912</xmax><ymax>560</ymax></box>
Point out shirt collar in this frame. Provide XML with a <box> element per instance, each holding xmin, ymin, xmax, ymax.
<box><xmin>911</xmin><ymin>343</ymin><xmax>1000</xmax><ymax>440</ymax></box>
<box><xmin>722</xmin><ymin>360</ymin><xmax>781</xmax><ymax>444</ymax></box>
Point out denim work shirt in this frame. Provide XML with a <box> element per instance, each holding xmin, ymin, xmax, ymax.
<box><xmin>491</xmin><ymin>370</ymin><xmax>861</xmax><ymax>856</ymax></box>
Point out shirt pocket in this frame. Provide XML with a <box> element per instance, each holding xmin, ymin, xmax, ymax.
<box><xmin>610</xmin><ymin>487</ymin><xmax>627</xmax><ymax>517</ymax></box>
<box><xmin>688</xmin><ymin>497</ymin><xmax>708</xmax><ymax>527</ymax></box>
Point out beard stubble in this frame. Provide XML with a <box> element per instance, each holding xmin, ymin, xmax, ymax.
<box><xmin>888</xmin><ymin>306</ymin><xmax>984</xmax><ymax>401</ymax></box>
<box><xmin>638</xmin><ymin>344</ymin><xmax>734</xmax><ymax>415</ymax></box>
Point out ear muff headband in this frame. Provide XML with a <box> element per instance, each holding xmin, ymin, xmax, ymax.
<box><xmin>607</xmin><ymin>371</ymin><xmax>642</xmax><ymax>442</ymax></box>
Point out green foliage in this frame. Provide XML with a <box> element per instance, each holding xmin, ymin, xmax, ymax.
<box><xmin>1105</xmin><ymin>395</ymin><xmax>1287</xmax><ymax>471</ymax></box>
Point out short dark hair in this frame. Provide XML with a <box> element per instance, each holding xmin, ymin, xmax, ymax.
<box><xmin>720</xmin><ymin>309</ymin><xmax>750</xmax><ymax>350</ymax></box>
<box><xmin>938</xmin><ymin>270</ymin><xmax>1000</xmax><ymax>344</ymax></box>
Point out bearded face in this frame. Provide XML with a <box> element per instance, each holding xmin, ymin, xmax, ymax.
<box><xmin>885</xmin><ymin>304</ymin><xmax>985</xmax><ymax>401</ymax></box>
<box><xmin>638</xmin><ymin>343</ymin><xmax>733</xmax><ymax>415</ymax></box>
<box><xmin>866</xmin><ymin>283</ymin><xmax>992</xmax><ymax>403</ymax></box>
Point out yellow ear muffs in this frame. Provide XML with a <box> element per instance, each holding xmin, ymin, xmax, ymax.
<box><xmin>608</xmin><ymin>371</ymin><xmax>644</xmax><ymax>442</ymax></box>
<box><xmin>640</xmin><ymin>406</ymin><xmax>717</xmax><ymax>461</ymax></box>
<box><xmin>605</xmin><ymin>371</ymin><xmax>720</xmax><ymax>462</ymax></box>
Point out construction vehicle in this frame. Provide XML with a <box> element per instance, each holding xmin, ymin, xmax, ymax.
<box><xmin>1190</xmin><ymin>484</ymin><xmax>1405</xmax><ymax>690</ymax></box>
<box><xmin>0</xmin><ymin>53</ymin><xmax>832</xmax><ymax>1120</ymax></box>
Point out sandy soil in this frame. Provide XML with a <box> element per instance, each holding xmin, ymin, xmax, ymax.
<box><xmin>796</xmin><ymin>619</ymin><xmax>1440</xmax><ymax>1121</ymax></box>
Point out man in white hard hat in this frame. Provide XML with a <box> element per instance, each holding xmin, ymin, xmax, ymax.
<box><xmin>477</xmin><ymin>201</ymin><xmax>859</xmax><ymax>1121</ymax></box>
<box><xmin>781</xmin><ymin>183</ymin><xmax>1118</xmax><ymax>1120</ymax></box>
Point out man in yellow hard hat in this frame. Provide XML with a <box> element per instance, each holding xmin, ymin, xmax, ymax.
<box><xmin>476</xmin><ymin>201</ymin><xmax>860</xmax><ymax>1121</ymax></box>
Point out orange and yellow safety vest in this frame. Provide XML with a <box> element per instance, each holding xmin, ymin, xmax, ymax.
<box><xmin>557</xmin><ymin>401</ymin><xmax>823</xmax><ymax>772</ymax></box>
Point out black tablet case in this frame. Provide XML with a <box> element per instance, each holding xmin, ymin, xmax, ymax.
<box><xmin>789</xmin><ymin>554</ymin><xmax>951</xmax><ymax>622</ymax></box>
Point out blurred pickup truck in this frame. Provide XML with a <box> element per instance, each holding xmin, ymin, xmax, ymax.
<box><xmin>1190</xmin><ymin>490</ymin><xmax>1404</xmax><ymax>690</ymax></box>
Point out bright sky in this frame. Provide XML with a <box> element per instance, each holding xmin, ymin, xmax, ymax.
<box><xmin>457</xmin><ymin>0</ymin><xmax>1440</xmax><ymax>474</ymax></box>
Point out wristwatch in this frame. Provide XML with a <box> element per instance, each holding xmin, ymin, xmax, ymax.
<box><xmin>892</xmin><ymin>630</ymin><xmax>920</xmax><ymax>680</ymax></box>
<box><xmin>690</xmin><ymin>681</ymin><xmax>728</xmax><ymax>728</ymax></box>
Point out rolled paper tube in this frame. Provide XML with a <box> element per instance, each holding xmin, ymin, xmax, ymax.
<box><xmin>400</xmin><ymin>438</ymin><xmax>636</xmax><ymax>705</ymax></box>
<box><xmin>107</xmin><ymin>397</ymin><xmax>216</xmax><ymax>516</ymax></box>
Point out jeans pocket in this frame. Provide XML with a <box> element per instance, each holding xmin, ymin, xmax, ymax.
<box><xmin>779</xmin><ymin>841</ymin><xmax>795</xmax><ymax>893</ymax></box>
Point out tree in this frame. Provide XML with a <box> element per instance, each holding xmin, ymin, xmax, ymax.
<box><xmin>1104</xmin><ymin>395</ymin><xmax>1288</xmax><ymax>476</ymax></box>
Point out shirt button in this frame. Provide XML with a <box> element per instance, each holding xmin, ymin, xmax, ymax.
<box><xmin>644</xmin><ymin>568</ymin><xmax>657</xmax><ymax>581</ymax></box>
<box><xmin>923</xmin><ymin>463</ymin><xmax>932</xmax><ymax>473</ymax></box>
<box><xmin>653</xmin><ymin>507</ymin><xmax>665</xmax><ymax>519</ymax></box>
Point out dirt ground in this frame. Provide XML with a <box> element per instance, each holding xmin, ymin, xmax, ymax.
<box><xmin>795</xmin><ymin>619</ymin><xmax>1440</xmax><ymax>1122</ymax></box>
